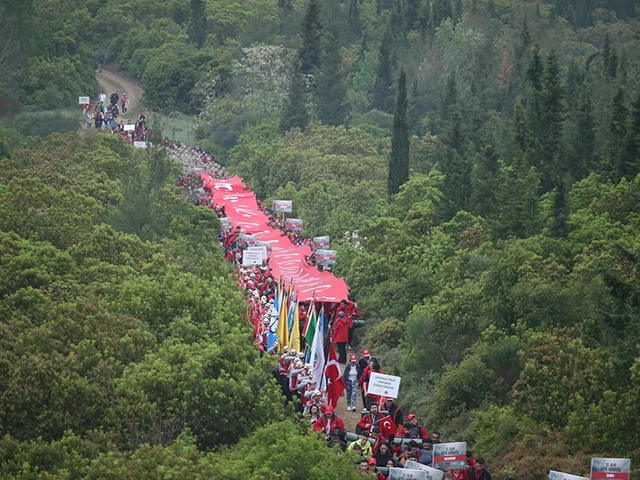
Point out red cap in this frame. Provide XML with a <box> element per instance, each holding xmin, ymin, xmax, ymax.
<box><xmin>363</xmin><ymin>349</ymin><xmax>371</xmax><ymax>356</ymax></box>
<box><xmin>407</xmin><ymin>414</ymin><xmax>416</xmax><ymax>420</ymax></box>
<box><xmin>350</xmin><ymin>354</ymin><xmax>357</xmax><ymax>362</ymax></box>
<box><xmin>325</xmin><ymin>406</ymin><xmax>334</xmax><ymax>415</ymax></box>
<box><xmin>368</xmin><ymin>457</ymin><xmax>377</xmax><ymax>465</ymax></box>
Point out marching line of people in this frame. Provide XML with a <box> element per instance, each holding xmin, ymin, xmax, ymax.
<box><xmin>168</xmin><ymin>143</ymin><xmax>496</xmax><ymax>479</ymax></box>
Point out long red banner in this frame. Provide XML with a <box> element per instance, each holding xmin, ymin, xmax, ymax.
<box><xmin>202</xmin><ymin>174</ymin><xmax>350</xmax><ymax>301</ymax></box>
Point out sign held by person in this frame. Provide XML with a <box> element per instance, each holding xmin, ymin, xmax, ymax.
<box><xmin>389</xmin><ymin>467</ymin><xmax>428</xmax><ymax>480</ymax></box>
<box><xmin>79</xmin><ymin>96</ymin><xmax>90</xmax><ymax>104</ymax></box>
<box><xmin>285</xmin><ymin>218</ymin><xmax>304</xmax><ymax>232</ymax></box>
<box><xmin>367</xmin><ymin>372</ymin><xmax>401</xmax><ymax>399</ymax></box>
<box><xmin>433</xmin><ymin>442</ymin><xmax>467</xmax><ymax>471</ymax></box>
<box><xmin>272</xmin><ymin>200</ymin><xmax>292</xmax><ymax>213</ymax></box>
<box><xmin>406</xmin><ymin>461</ymin><xmax>444</xmax><ymax>480</ymax></box>
<box><xmin>549</xmin><ymin>471</ymin><xmax>588</xmax><ymax>480</ymax></box>
<box><xmin>590</xmin><ymin>458</ymin><xmax>631</xmax><ymax>480</ymax></box>
<box><xmin>243</xmin><ymin>246</ymin><xmax>268</xmax><ymax>265</ymax></box>
<box><xmin>221</xmin><ymin>217</ymin><xmax>232</xmax><ymax>231</ymax></box>
<box><xmin>134</xmin><ymin>142</ymin><xmax>147</xmax><ymax>148</ymax></box>
<box><xmin>315</xmin><ymin>249</ymin><xmax>337</xmax><ymax>265</ymax></box>
<box><xmin>313</xmin><ymin>236</ymin><xmax>330</xmax><ymax>250</ymax></box>
<box><xmin>124</xmin><ymin>124</ymin><xmax>136</xmax><ymax>131</ymax></box>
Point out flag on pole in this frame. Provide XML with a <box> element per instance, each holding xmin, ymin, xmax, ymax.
<box><xmin>267</xmin><ymin>281</ymin><xmax>280</xmax><ymax>351</ymax></box>
<box><xmin>287</xmin><ymin>287</ymin><xmax>295</xmax><ymax>335</ymax></box>
<box><xmin>290</xmin><ymin>300</ymin><xmax>300</xmax><ymax>352</ymax></box>
<box><xmin>276</xmin><ymin>287</ymin><xmax>289</xmax><ymax>353</ymax></box>
<box><xmin>304</xmin><ymin>306</ymin><xmax>317</xmax><ymax>349</ymax></box>
<box><xmin>323</xmin><ymin>342</ymin><xmax>345</xmax><ymax>407</ymax></box>
<box><xmin>310</xmin><ymin>309</ymin><xmax>325</xmax><ymax>387</ymax></box>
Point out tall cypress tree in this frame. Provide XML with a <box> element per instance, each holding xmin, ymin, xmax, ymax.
<box><xmin>280</xmin><ymin>62</ymin><xmax>309</xmax><ymax>132</ymax></box>
<box><xmin>372</xmin><ymin>24</ymin><xmax>395</xmax><ymax>113</ymax></box>
<box><xmin>189</xmin><ymin>0</ymin><xmax>208</xmax><ymax>49</ymax></box>
<box><xmin>299</xmin><ymin>0</ymin><xmax>323</xmax><ymax>75</ymax></box>
<box><xmin>540</xmin><ymin>50</ymin><xmax>565</xmax><ymax>190</ymax></box>
<box><xmin>603</xmin><ymin>33</ymin><xmax>618</xmax><ymax>78</ymax></box>
<box><xmin>603</xmin><ymin>85</ymin><xmax>629</xmax><ymax>181</ymax></box>
<box><xmin>567</xmin><ymin>85</ymin><xmax>596</xmax><ymax>181</ymax></box>
<box><xmin>623</xmin><ymin>91</ymin><xmax>640</xmax><ymax>179</ymax></box>
<box><xmin>388</xmin><ymin>69</ymin><xmax>410</xmax><ymax>196</ymax></box>
<box><xmin>405</xmin><ymin>0</ymin><xmax>420</xmax><ymax>31</ymax></box>
<box><xmin>348</xmin><ymin>0</ymin><xmax>363</xmax><ymax>39</ymax></box>
<box><xmin>526</xmin><ymin>45</ymin><xmax>544</xmax><ymax>91</ymax></box>
<box><xmin>316</xmin><ymin>25</ymin><xmax>348</xmax><ymax>126</ymax></box>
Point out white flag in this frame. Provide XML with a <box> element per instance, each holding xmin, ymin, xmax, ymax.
<box><xmin>310</xmin><ymin>312</ymin><xmax>325</xmax><ymax>387</ymax></box>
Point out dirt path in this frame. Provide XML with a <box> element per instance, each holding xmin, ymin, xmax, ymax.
<box><xmin>96</xmin><ymin>67</ymin><xmax>143</xmax><ymax>118</ymax></box>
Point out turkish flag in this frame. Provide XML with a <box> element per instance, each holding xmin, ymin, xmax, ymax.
<box><xmin>379</xmin><ymin>415</ymin><xmax>397</xmax><ymax>438</ymax></box>
<box><xmin>324</xmin><ymin>344</ymin><xmax>345</xmax><ymax>407</ymax></box>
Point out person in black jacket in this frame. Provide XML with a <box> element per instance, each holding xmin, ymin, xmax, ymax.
<box><xmin>470</xmin><ymin>457</ymin><xmax>492</xmax><ymax>480</ymax></box>
<box><xmin>110</xmin><ymin>90</ymin><xmax>119</xmax><ymax>107</ymax></box>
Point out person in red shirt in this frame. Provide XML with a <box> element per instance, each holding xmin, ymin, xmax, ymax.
<box><xmin>406</xmin><ymin>414</ymin><xmax>428</xmax><ymax>439</ymax></box>
<box><xmin>357</xmin><ymin>402</ymin><xmax>383</xmax><ymax>434</ymax></box>
<box><xmin>313</xmin><ymin>406</ymin><xmax>345</xmax><ymax>436</ymax></box>
<box><xmin>450</xmin><ymin>467</ymin><xmax>470</xmax><ymax>480</ymax></box>
<box><xmin>332</xmin><ymin>311</ymin><xmax>349</xmax><ymax>363</ymax></box>
<box><xmin>358</xmin><ymin>360</ymin><xmax>384</xmax><ymax>408</ymax></box>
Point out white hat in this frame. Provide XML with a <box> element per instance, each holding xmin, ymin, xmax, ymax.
<box><xmin>289</xmin><ymin>349</ymin><xmax>297</xmax><ymax>356</ymax></box>
<box><xmin>312</xmin><ymin>389</ymin><xmax>321</xmax><ymax>396</ymax></box>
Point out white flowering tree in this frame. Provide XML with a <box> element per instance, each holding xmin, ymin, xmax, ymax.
<box><xmin>196</xmin><ymin>44</ymin><xmax>294</xmax><ymax>137</ymax></box>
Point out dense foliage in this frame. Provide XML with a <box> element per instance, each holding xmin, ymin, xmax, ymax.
<box><xmin>0</xmin><ymin>133</ymin><xmax>365</xmax><ymax>478</ymax></box>
<box><xmin>2</xmin><ymin>0</ymin><xmax>640</xmax><ymax>478</ymax></box>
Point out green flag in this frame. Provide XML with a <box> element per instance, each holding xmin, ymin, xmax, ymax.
<box><xmin>304</xmin><ymin>307</ymin><xmax>317</xmax><ymax>348</ymax></box>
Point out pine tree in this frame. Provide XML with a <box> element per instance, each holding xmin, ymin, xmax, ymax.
<box><xmin>372</xmin><ymin>24</ymin><xmax>395</xmax><ymax>113</ymax></box>
<box><xmin>405</xmin><ymin>0</ymin><xmax>420</xmax><ymax>31</ymax></box>
<box><xmin>441</xmin><ymin>111</ymin><xmax>472</xmax><ymax>214</ymax></box>
<box><xmin>348</xmin><ymin>0</ymin><xmax>363</xmax><ymax>39</ymax></box>
<box><xmin>512</xmin><ymin>99</ymin><xmax>531</xmax><ymax>158</ymax></box>
<box><xmin>487</xmin><ymin>0</ymin><xmax>496</xmax><ymax>17</ymax></box>
<box><xmin>565</xmin><ymin>59</ymin><xmax>582</xmax><ymax>107</ymax></box>
<box><xmin>567</xmin><ymin>86</ymin><xmax>596</xmax><ymax>181</ymax></box>
<box><xmin>623</xmin><ymin>91</ymin><xmax>640</xmax><ymax>179</ymax></box>
<box><xmin>280</xmin><ymin>63</ymin><xmax>309</xmax><ymax>132</ymax></box>
<box><xmin>549</xmin><ymin>177</ymin><xmax>569</xmax><ymax>238</ymax></box>
<box><xmin>526</xmin><ymin>45</ymin><xmax>544</xmax><ymax>90</ymax></box>
<box><xmin>440</xmin><ymin>72</ymin><xmax>457</xmax><ymax>125</ymax></box>
<box><xmin>299</xmin><ymin>0</ymin><xmax>323</xmax><ymax>75</ymax></box>
<box><xmin>388</xmin><ymin>69</ymin><xmax>410</xmax><ymax>196</ymax></box>
<box><xmin>471</xmin><ymin>139</ymin><xmax>500</xmax><ymax>218</ymax></box>
<box><xmin>603</xmin><ymin>33</ymin><xmax>618</xmax><ymax>78</ymax></box>
<box><xmin>540</xmin><ymin>50</ymin><xmax>565</xmax><ymax>190</ymax></box>
<box><xmin>316</xmin><ymin>25</ymin><xmax>348</xmax><ymax>126</ymax></box>
<box><xmin>604</xmin><ymin>85</ymin><xmax>629</xmax><ymax>181</ymax></box>
<box><xmin>519</xmin><ymin>167</ymin><xmax>541</xmax><ymax>237</ymax></box>
<box><xmin>515</xmin><ymin>16</ymin><xmax>531</xmax><ymax>59</ymax></box>
<box><xmin>189</xmin><ymin>0</ymin><xmax>208</xmax><ymax>49</ymax></box>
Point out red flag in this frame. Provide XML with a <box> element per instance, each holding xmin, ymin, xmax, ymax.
<box><xmin>324</xmin><ymin>343</ymin><xmax>345</xmax><ymax>407</ymax></box>
<box><xmin>379</xmin><ymin>415</ymin><xmax>397</xmax><ymax>438</ymax></box>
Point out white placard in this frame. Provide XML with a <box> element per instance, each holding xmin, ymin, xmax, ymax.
<box><xmin>406</xmin><ymin>461</ymin><xmax>444</xmax><ymax>480</ymax></box>
<box><xmin>272</xmin><ymin>200</ymin><xmax>292</xmax><ymax>212</ymax></box>
<box><xmin>367</xmin><ymin>372</ymin><xmax>401</xmax><ymax>398</ymax></box>
<box><xmin>79</xmin><ymin>96</ymin><xmax>90</xmax><ymax>104</ymax></box>
<box><xmin>134</xmin><ymin>142</ymin><xmax>147</xmax><ymax>149</ymax></box>
<box><xmin>590</xmin><ymin>458</ymin><xmax>631</xmax><ymax>480</ymax></box>
<box><xmin>433</xmin><ymin>442</ymin><xmax>467</xmax><ymax>471</ymax></box>
<box><xmin>550</xmin><ymin>471</ymin><xmax>588</xmax><ymax>480</ymax></box>
<box><xmin>124</xmin><ymin>124</ymin><xmax>135</xmax><ymax>131</ymax></box>
<box><xmin>389</xmin><ymin>467</ymin><xmax>427</xmax><ymax>480</ymax></box>
<box><xmin>243</xmin><ymin>246</ymin><xmax>267</xmax><ymax>265</ymax></box>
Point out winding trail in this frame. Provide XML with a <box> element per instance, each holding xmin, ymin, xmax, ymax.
<box><xmin>96</xmin><ymin>67</ymin><xmax>143</xmax><ymax>118</ymax></box>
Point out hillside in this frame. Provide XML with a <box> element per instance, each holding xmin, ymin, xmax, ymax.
<box><xmin>1</xmin><ymin>0</ymin><xmax>640</xmax><ymax>479</ymax></box>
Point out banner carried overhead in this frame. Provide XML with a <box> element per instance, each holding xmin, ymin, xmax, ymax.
<box><xmin>201</xmin><ymin>174</ymin><xmax>349</xmax><ymax>301</ymax></box>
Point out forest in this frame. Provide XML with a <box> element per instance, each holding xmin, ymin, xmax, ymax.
<box><xmin>1</xmin><ymin>0</ymin><xmax>640</xmax><ymax>478</ymax></box>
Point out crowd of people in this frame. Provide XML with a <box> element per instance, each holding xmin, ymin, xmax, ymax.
<box><xmin>166</xmin><ymin>143</ymin><xmax>495</xmax><ymax>479</ymax></box>
<box><xmin>81</xmin><ymin>89</ymin><xmax>148</xmax><ymax>144</ymax></box>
